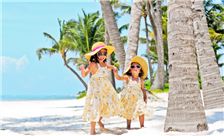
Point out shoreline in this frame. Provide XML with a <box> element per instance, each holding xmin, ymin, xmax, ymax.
<box><xmin>0</xmin><ymin>96</ymin><xmax>76</xmax><ymax>102</ymax></box>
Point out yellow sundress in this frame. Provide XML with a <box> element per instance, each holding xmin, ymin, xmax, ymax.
<box><xmin>82</xmin><ymin>64</ymin><xmax>120</xmax><ymax>122</ymax></box>
<box><xmin>119</xmin><ymin>77</ymin><xmax>147</xmax><ymax>120</ymax></box>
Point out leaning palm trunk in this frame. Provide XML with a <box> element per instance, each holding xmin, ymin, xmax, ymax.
<box><xmin>192</xmin><ymin>0</ymin><xmax>224</xmax><ymax>109</ymax></box>
<box><xmin>143</xmin><ymin>11</ymin><xmax>154</xmax><ymax>84</ymax></box>
<box><xmin>124</xmin><ymin>0</ymin><xmax>143</xmax><ymax>71</ymax></box>
<box><xmin>164</xmin><ymin>0</ymin><xmax>208</xmax><ymax>132</ymax></box>
<box><xmin>105</xmin><ymin>29</ymin><xmax>116</xmax><ymax>88</ymax></box>
<box><xmin>147</xmin><ymin>0</ymin><xmax>164</xmax><ymax>89</ymax></box>
<box><xmin>100</xmin><ymin>0</ymin><xmax>126</xmax><ymax>71</ymax></box>
<box><xmin>62</xmin><ymin>52</ymin><xmax>88</xmax><ymax>90</ymax></box>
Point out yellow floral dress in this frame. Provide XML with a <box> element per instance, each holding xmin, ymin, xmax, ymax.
<box><xmin>119</xmin><ymin>77</ymin><xmax>147</xmax><ymax>120</ymax></box>
<box><xmin>82</xmin><ymin>64</ymin><xmax>120</xmax><ymax>122</ymax></box>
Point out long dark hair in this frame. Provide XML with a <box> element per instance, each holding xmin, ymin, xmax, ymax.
<box><xmin>90</xmin><ymin>54</ymin><xmax>107</xmax><ymax>63</ymax></box>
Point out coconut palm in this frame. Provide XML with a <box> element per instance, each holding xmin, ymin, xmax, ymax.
<box><xmin>36</xmin><ymin>19</ymin><xmax>88</xmax><ymax>90</ymax></box>
<box><xmin>142</xmin><ymin>4</ymin><xmax>154</xmax><ymax>84</ymax></box>
<box><xmin>37</xmin><ymin>11</ymin><xmax>106</xmax><ymax>91</ymax></box>
<box><xmin>192</xmin><ymin>0</ymin><xmax>224</xmax><ymax>109</ymax></box>
<box><xmin>100</xmin><ymin>0</ymin><xmax>126</xmax><ymax>71</ymax></box>
<box><xmin>124</xmin><ymin>0</ymin><xmax>143</xmax><ymax>72</ymax></box>
<box><xmin>65</xmin><ymin>10</ymin><xmax>105</xmax><ymax>67</ymax></box>
<box><xmin>205</xmin><ymin>0</ymin><xmax>224</xmax><ymax>68</ymax></box>
<box><xmin>146</xmin><ymin>0</ymin><xmax>165</xmax><ymax>90</ymax></box>
<box><xmin>164</xmin><ymin>0</ymin><xmax>207</xmax><ymax>132</ymax></box>
<box><xmin>142</xmin><ymin>4</ymin><xmax>169</xmax><ymax>85</ymax></box>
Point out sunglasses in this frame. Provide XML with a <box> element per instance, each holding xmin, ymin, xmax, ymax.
<box><xmin>97</xmin><ymin>52</ymin><xmax>107</xmax><ymax>56</ymax></box>
<box><xmin>131</xmin><ymin>65</ymin><xmax>141</xmax><ymax>69</ymax></box>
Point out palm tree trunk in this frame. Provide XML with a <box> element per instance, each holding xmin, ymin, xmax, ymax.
<box><xmin>105</xmin><ymin>29</ymin><xmax>116</xmax><ymax>88</ymax></box>
<box><xmin>147</xmin><ymin>0</ymin><xmax>164</xmax><ymax>89</ymax></box>
<box><xmin>164</xmin><ymin>0</ymin><xmax>207</xmax><ymax>132</ymax></box>
<box><xmin>100</xmin><ymin>0</ymin><xmax>126</xmax><ymax>71</ymax></box>
<box><xmin>62</xmin><ymin>53</ymin><xmax>88</xmax><ymax>90</ymax></box>
<box><xmin>143</xmin><ymin>10</ymin><xmax>154</xmax><ymax>83</ymax></box>
<box><xmin>124</xmin><ymin>0</ymin><xmax>143</xmax><ymax>71</ymax></box>
<box><xmin>192</xmin><ymin>0</ymin><xmax>224</xmax><ymax>109</ymax></box>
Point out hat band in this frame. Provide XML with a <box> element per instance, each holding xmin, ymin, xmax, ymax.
<box><xmin>92</xmin><ymin>45</ymin><xmax>105</xmax><ymax>51</ymax></box>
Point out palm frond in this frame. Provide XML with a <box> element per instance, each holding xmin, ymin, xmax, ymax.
<box><xmin>43</xmin><ymin>32</ymin><xmax>59</xmax><ymax>46</ymax></box>
<box><xmin>36</xmin><ymin>48</ymin><xmax>57</xmax><ymax>60</ymax></box>
<box><xmin>119</xmin><ymin>24</ymin><xmax>129</xmax><ymax>33</ymax></box>
<box><xmin>67</xmin><ymin>57</ymin><xmax>88</xmax><ymax>69</ymax></box>
<box><xmin>121</xmin><ymin>36</ymin><xmax>128</xmax><ymax>44</ymax></box>
<box><xmin>139</xmin><ymin>37</ymin><xmax>147</xmax><ymax>44</ymax></box>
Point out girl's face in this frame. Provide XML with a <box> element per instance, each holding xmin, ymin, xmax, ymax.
<box><xmin>130</xmin><ymin>62</ymin><xmax>141</xmax><ymax>75</ymax></box>
<box><xmin>97</xmin><ymin>49</ymin><xmax>107</xmax><ymax>62</ymax></box>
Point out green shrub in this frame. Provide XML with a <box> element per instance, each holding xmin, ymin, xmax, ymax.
<box><xmin>76</xmin><ymin>90</ymin><xmax>86</xmax><ymax>99</ymax></box>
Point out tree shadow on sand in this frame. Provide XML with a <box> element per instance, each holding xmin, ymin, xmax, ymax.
<box><xmin>96</xmin><ymin>127</ymin><xmax>128</xmax><ymax>135</ymax></box>
<box><xmin>1</xmin><ymin>115</ymin><xmax>130</xmax><ymax>135</ymax></box>
<box><xmin>1</xmin><ymin>115</ymin><xmax>90</xmax><ymax>135</ymax></box>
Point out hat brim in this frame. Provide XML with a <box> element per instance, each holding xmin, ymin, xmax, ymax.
<box><xmin>123</xmin><ymin>56</ymin><xmax>148</xmax><ymax>79</ymax></box>
<box><xmin>85</xmin><ymin>46</ymin><xmax>115</xmax><ymax>61</ymax></box>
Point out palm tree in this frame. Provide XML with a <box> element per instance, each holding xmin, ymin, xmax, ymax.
<box><xmin>65</xmin><ymin>10</ymin><xmax>105</xmax><ymax>67</ymax></box>
<box><xmin>146</xmin><ymin>0</ymin><xmax>165</xmax><ymax>90</ymax></box>
<box><xmin>142</xmin><ymin>5</ymin><xmax>154</xmax><ymax>84</ymax></box>
<box><xmin>205</xmin><ymin>0</ymin><xmax>224</xmax><ymax>68</ymax></box>
<box><xmin>100</xmin><ymin>0</ymin><xmax>126</xmax><ymax>71</ymax></box>
<box><xmin>164</xmin><ymin>0</ymin><xmax>207</xmax><ymax>132</ymax></box>
<box><xmin>192</xmin><ymin>0</ymin><xmax>224</xmax><ymax>109</ymax></box>
<box><xmin>37</xmin><ymin>11</ymin><xmax>106</xmax><ymax>91</ymax></box>
<box><xmin>104</xmin><ymin>29</ymin><xmax>116</xmax><ymax>88</ymax></box>
<box><xmin>37</xmin><ymin>19</ymin><xmax>88</xmax><ymax>90</ymax></box>
<box><xmin>124</xmin><ymin>0</ymin><xmax>143</xmax><ymax>71</ymax></box>
<box><xmin>68</xmin><ymin>10</ymin><xmax>104</xmax><ymax>54</ymax></box>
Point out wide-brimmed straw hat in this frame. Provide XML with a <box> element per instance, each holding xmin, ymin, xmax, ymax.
<box><xmin>123</xmin><ymin>56</ymin><xmax>148</xmax><ymax>79</ymax></box>
<box><xmin>84</xmin><ymin>42</ymin><xmax>115</xmax><ymax>61</ymax></box>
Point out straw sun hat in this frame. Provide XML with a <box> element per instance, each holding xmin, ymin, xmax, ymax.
<box><xmin>84</xmin><ymin>42</ymin><xmax>115</xmax><ymax>61</ymax></box>
<box><xmin>123</xmin><ymin>56</ymin><xmax>148</xmax><ymax>79</ymax></box>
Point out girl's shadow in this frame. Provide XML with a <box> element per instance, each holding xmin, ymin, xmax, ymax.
<box><xmin>97</xmin><ymin>127</ymin><xmax>128</xmax><ymax>135</ymax></box>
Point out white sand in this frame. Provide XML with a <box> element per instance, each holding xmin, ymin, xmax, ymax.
<box><xmin>0</xmin><ymin>93</ymin><xmax>223</xmax><ymax>136</ymax></box>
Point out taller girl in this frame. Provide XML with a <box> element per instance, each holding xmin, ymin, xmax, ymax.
<box><xmin>80</xmin><ymin>42</ymin><xmax>119</xmax><ymax>135</ymax></box>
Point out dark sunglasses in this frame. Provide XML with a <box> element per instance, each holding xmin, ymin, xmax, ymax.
<box><xmin>131</xmin><ymin>65</ymin><xmax>141</xmax><ymax>69</ymax></box>
<box><xmin>97</xmin><ymin>52</ymin><xmax>107</xmax><ymax>56</ymax></box>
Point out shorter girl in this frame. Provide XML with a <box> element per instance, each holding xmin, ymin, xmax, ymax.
<box><xmin>113</xmin><ymin>56</ymin><xmax>148</xmax><ymax>129</ymax></box>
<box><xmin>80</xmin><ymin>42</ymin><xmax>119</xmax><ymax>135</ymax></box>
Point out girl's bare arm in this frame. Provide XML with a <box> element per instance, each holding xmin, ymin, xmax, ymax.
<box><xmin>80</xmin><ymin>62</ymin><xmax>96</xmax><ymax>77</ymax></box>
<box><xmin>113</xmin><ymin>68</ymin><xmax>129</xmax><ymax>81</ymax></box>
<box><xmin>141</xmin><ymin>79</ymin><xmax>147</xmax><ymax>103</ymax></box>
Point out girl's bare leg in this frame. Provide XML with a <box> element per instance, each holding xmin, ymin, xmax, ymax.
<box><xmin>90</xmin><ymin>122</ymin><xmax>96</xmax><ymax>135</ymax></box>
<box><xmin>127</xmin><ymin>119</ymin><xmax>131</xmax><ymax>129</ymax></box>
<box><xmin>98</xmin><ymin>116</ymin><xmax>105</xmax><ymax>130</ymax></box>
<box><xmin>139</xmin><ymin>114</ymin><xmax>144</xmax><ymax>128</ymax></box>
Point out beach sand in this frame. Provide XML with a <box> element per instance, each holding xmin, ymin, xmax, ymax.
<box><xmin>0</xmin><ymin>93</ymin><xmax>223</xmax><ymax>136</ymax></box>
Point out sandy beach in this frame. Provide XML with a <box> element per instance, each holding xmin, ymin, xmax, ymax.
<box><xmin>0</xmin><ymin>93</ymin><xmax>223</xmax><ymax>136</ymax></box>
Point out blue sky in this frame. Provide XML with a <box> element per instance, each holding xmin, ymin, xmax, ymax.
<box><xmin>1</xmin><ymin>1</ymin><xmax>103</xmax><ymax>98</ymax></box>
<box><xmin>1</xmin><ymin>0</ymin><xmax>224</xmax><ymax>99</ymax></box>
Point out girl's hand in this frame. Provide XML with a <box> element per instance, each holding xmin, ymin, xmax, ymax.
<box><xmin>143</xmin><ymin>93</ymin><xmax>147</xmax><ymax>104</ymax></box>
<box><xmin>112</xmin><ymin>66</ymin><xmax>118</xmax><ymax>73</ymax></box>
<box><xmin>79</xmin><ymin>65</ymin><xmax>85</xmax><ymax>71</ymax></box>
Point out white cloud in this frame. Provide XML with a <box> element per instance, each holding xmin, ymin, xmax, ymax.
<box><xmin>0</xmin><ymin>55</ymin><xmax>28</xmax><ymax>73</ymax></box>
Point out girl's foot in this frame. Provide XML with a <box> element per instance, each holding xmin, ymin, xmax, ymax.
<box><xmin>90</xmin><ymin>122</ymin><xmax>96</xmax><ymax>135</ymax></box>
<box><xmin>98</xmin><ymin>121</ymin><xmax>105</xmax><ymax>131</ymax></box>
<box><xmin>127</xmin><ymin>119</ymin><xmax>131</xmax><ymax>130</ymax></box>
<box><xmin>90</xmin><ymin>129</ymin><xmax>96</xmax><ymax>135</ymax></box>
<box><xmin>139</xmin><ymin>115</ymin><xmax>144</xmax><ymax>128</ymax></box>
